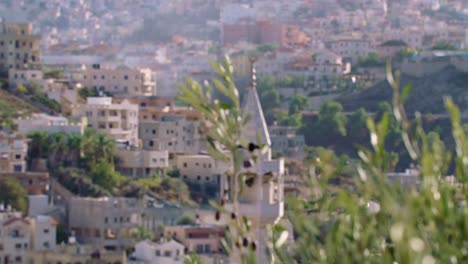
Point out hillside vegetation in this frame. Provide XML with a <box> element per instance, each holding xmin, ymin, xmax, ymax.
<box><xmin>338</xmin><ymin>66</ymin><xmax>468</xmax><ymax>114</ymax></box>
<box><xmin>0</xmin><ymin>88</ymin><xmax>40</xmax><ymax>130</ymax></box>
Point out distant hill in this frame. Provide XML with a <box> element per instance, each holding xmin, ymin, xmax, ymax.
<box><xmin>337</xmin><ymin>66</ymin><xmax>468</xmax><ymax>115</ymax></box>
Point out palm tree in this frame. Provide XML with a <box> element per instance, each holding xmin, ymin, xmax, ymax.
<box><xmin>67</xmin><ymin>134</ymin><xmax>83</xmax><ymax>166</ymax></box>
<box><xmin>95</xmin><ymin>133</ymin><xmax>116</xmax><ymax>165</ymax></box>
<box><xmin>49</xmin><ymin>133</ymin><xmax>68</xmax><ymax>165</ymax></box>
<box><xmin>27</xmin><ymin>131</ymin><xmax>50</xmax><ymax>159</ymax></box>
<box><xmin>81</xmin><ymin>128</ymin><xmax>99</xmax><ymax>164</ymax></box>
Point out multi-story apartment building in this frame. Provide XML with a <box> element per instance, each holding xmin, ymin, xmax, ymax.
<box><xmin>68</xmin><ymin>197</ymin><xmax>142</xmax><ymax>250</ymax></box>
<box><xmin>68</xmin><ymin>197</ymin><xmax>183</xmax><ymax>250</ymax></box>
<box><xmin>0</xmin><ymin>208</ymin><xmax>57</xmax><ymax>264</ymax></box>
<box><xmin>115</xmin><ymin>146</ymin><xmax>169</xmax><ymax>178</ymax></box>
<box><xmin>8</xmin><ymin>68</ymin><xmax>43</xmax><ymax>88</ymax></box>
<box><xmin>75</xmin><ymin>64</ymin><xmax>156</xmax><ymax>97</ymax></box>
<box><xmin>0</xmin><ymin>23</ymin><xmax>41</xmax><ymax>74</ymax></box>
<box><xmin>139</xmin><ymin>113</ymin><xmax>203</xmax><ymax>155</ymax></box>
<box><xmin>269</xmin><ymin>126</ymin><xmax>305</xmax><ymax>161</ymax></box>
<box><xmin>0</xmin><ymin>134</ymin><xmax>28</xmax><ymax>173</ymax></box>
<box><xmin>328</xmin><ymin>37</ymin><xmax>374</xmax><ymax>63</ymax></box>
<box><xmin>176</xmin><ymin>154</ymin><xmax>230</xmax><ymax>186</ymax></box>
<box><xmin>71</xmin><ymin>97</ymin><xmax>139</xmax><ymax>146</ymax></box>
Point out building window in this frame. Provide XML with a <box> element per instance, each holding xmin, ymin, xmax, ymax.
<box><xmin>104</xmin><ymin>217</ymin><xmax>108</xmax><ymax>223</ymax></box>
<box><xmin>15</xmin><ymin>243</ymin><xmax>21</xmax><ymax>249</ymax></box>
<box><xmin>43</xmin><ymin>242</ymin><xmax>50</xmax><ymax>248</ymax></box>
<box><xmin>205</xmin><ymin>244</ymin><xmax>211</xmax><ymax>253</ymax></box>
<box><xmin>124</xmin><ymin>75</ymin><xmax>128</xmax><ymax>80</ymax></box>
<box><xmin>152</xmin><ymin>129</ymin><xmax>156</xmax><ymax>135</ymax></box>
<box><xmin>149</xmin><ymin>140</ymin><xmax>154</xmax><ymax>147</ymax></box>
<box><xmin>205</xmin><ymin>177</ymin><xmax>210</xmax><ymax>181</ymax></box>
<box><xmin>196</xmin><ymin>245</ymin><xmax>203</xmax><ymax>253</ymax></box>
<box><xmin>164</xmin><ymin>251</ymin><xmax>171</xmax><ymax>257</ymax></box>
<box><xmin>155</xmin><ymin>250</ymin><xmax>160</xmax><ymax>256</ymax></box>
<box><xmin>13</xmin><ymin>165</ymin><xmax>22</xmax><ymax>172</ymax></box>
<box><xmin>197</xmin><ymin>176</ymin><xmax>201</xmax><ymax>181</ymax></box>
<box><xmin>183</xmin><ymin>163</ymin><xmax>187</xmax><ymax>168</ymax></box>
<box><xmin>43</xmin><ymin>229</ymin><xmax>49</xmax><ymax>234</ymax></box>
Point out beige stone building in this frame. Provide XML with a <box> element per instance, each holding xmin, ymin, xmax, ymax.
<box><xmin>0</xmin><ymin>23</ymin><xmax>41</xmax><ymax>74</ymax></box>
<box><xmin>0</xmin><ymin>211</ymin><xmax>31</xmax><ymax>264</ymax></box>
<box><xmin>8</xmin><ymin>68</ymin><xmax>43</xmax><ymax>88</ymax></box>
<box><xmin>75</xmin><ymin>64</ymin><xmax>156</xmax><ymax>96</ymax></box>
<box><xmin>176</xmin><ymin>154</ymin><xmax>229</xmax><ymax>185</ymax></box>
<box><xmin>328</xmin><ymin>37</ymin><xmax>374</xmax><ymax>63</ymax></box>
<box><xmin>71</xmin><ymin>97</ymin><xmax>139</xmax><ymax>146</ymax></box>
<box><xmin>0</xmin><ymin>209</ymin><xmax>57</xmax><ymax>264</ymax></box>
<box><xmin>0</xmin><ymin>133</ymin><xmax>28</xmax><ymax>173</ymax></box>
<box><xmin>115</xmin><ymin>146</ymin><xmax>169</xmax><ymax>178</ymax></box>
<box><xmin>29</xmin><ymin>244</ymin><xmax>126</xmax><ymax>264</ymax></box>
<box><xmin>68</xmin><ymin>197</ymin><xmax>142</xmax><ymax>250</ymax></box>
<box><xmin>139</xmin><ymin>113</ymin><xmax>203</xmax><ymax>155</ymax></box>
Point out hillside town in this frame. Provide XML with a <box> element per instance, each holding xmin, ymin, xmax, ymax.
<box><xmin>0</xmin><ymin>0</ymin><xmax>467</xmax><ymax>263</ymax></box>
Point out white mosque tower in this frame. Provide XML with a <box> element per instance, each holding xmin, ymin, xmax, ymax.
<box><xmin>226</xmin><ymin>56</ymin><xmax>285</xmax><ymax>263</ymax></box>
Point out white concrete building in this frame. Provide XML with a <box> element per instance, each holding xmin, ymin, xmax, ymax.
<box><xmin>0</xmin><ymin>23</ymin><xmax>41</xmax><ymax>73</ymax></box>
<box><xmin>71</xmin><ymin>97</ymin><xmax>139</xmax><ymax>146</ymax></box>
<box><xmin>29</xmin><ymin>215</ymin><xmax>57</xmax><ymax>251</ymax></box>
<box><xmin>133</xmin><ymin>239</ymin><xmax>185</xmax><ymax>264</ymax></box>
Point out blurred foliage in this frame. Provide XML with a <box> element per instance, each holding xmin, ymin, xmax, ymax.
<box><xmin>0</xmin><ymin>177</ymin><xmax>28</xmax><ymax>214</ymax></box>
<box><xmin>268</xmin><ymin>62</ymin><xmax>468</xmax><ymax>263</ymax></box>
<box><xmin>179</xmin><ymin>57</ymin><xmax>468</xmax><ymax>263</ymax></box>
<box><xmin>43</xmin><ymin>68</ymin><xmax>63</xmax><ymax>79</ymax></box>
<box><xmin>356</xmin><ymin>52</ymin><xmax>384</xmax><ymax>68</ymax></box>
<box><xmin>177</xmin><ymin>215</ymin><xmax>196</xmax><ymax>225</ymax></box>
<box><xmin>78</xmin><ymin>86</ymin><xmax>98</xmax><ymax>99</ymax></box>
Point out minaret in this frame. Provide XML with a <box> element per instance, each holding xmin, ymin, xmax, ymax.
<box><xmin>230</xmin><ymin>56</ymin><xmax>284</xmax><ymax>263</ymax></box>
<box><xmin>242</xmin><ymin>56</ymin><xmax>272</xmax><ymax>160</ymax></box>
